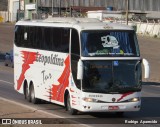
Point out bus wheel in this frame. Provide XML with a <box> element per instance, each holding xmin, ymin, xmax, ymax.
<box><xmin>25</xmin><ymin>84</ymin><xmax>31</xmax><ymax>102</ymax></box>
<box><xmin>30</xmin><ymin>85</ymin><xmax>39</xmax><ymax>104</ymax></box>
<box><xmin>66</xmin><ymin>94</ymin><xmax>77</xmax><ymax>115</ymax></box>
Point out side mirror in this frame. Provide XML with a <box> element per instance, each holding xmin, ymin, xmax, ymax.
<box><xmin>77</xmin><ymin>59</ymin><xmax>83</xmax><ymax>80</ymax></box>
<box><xmin>142</xmin><ymin>59</ymin><xmax>150</xmax><ymax>79</ymax></box>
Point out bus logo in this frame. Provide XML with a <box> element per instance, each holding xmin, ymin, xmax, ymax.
<box><xmin>112</xmin><ymin>98</ymin><xmax>116</xmax><ymax>102</ymax></box>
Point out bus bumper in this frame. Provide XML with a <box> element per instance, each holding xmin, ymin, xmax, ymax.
<box><xmin>79</xmin><ymin>101</ymin><xmax>141</xmax><ymax>112</ymax></box>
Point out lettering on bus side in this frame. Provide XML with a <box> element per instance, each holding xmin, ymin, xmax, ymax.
<box><xmin>41</xmin><ymin>70</ymin><xmax>52</xmax><ymax>84</ymax></box>
<box><xmin>36</xmin><ymin>53</ymin><xmax>64</xmax><ymax>66</ymax></box>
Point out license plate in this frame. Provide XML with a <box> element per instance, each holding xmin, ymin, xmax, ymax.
<box><xmin>108</xmin><ymin>106</ymin><xmax>119</xmax><ymax>110</ymax></box>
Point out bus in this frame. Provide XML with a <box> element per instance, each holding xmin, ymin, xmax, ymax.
<box><xmin>14</xmin><ymin>17</ymin><xmax>149</xmax><ymax>115</ymax></box>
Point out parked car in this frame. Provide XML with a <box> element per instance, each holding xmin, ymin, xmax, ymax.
<box><xmin>4</xmin><ymin>50</ymin><xmax>14</xmax><ymax>68</ymax></box>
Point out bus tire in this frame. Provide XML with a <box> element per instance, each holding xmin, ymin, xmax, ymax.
<box><xmin>30</xmin><ymin>84</ymin><xmax>39</xmax><ymax>104</ymax></box>
<box><xmin>4</xmin><ymin>63</ymin><xmax>8</xmax><ymax>66</ymax></box>
<box><xmin>24</xmin><ymin>84</ymin><xmax>31</xmax><ymax>102</ymax></box>
<box><xmin>66</xmin><ymin>94</ymin><xmax>77</xmax><ymax>115</ymax></box>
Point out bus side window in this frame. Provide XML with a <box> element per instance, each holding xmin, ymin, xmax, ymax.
<box><xmin>61</xmin><ymin>28</ymin><xmax>69</xmax><ymax>53</ymax></box>
<box><xmin>28</xmin><ymin>26</ymin><xmax>34</xmax><ymax>48</ymax></box>
<box><xmin>71</xmin><ymin>29</ymin><xmax>80</xmax><ymax>56</ymax></box>
<box><xmin>52</xmin><ymin>28</ymin><xmax>61</xmax><ymax>52</ymax></box>
<box><xmin>41</xmin><ymin>27</ymin><xmax>45</xmax><ymax>50</ymax></box>
<box><xmin>17</xmin><ymin>26</ymin><xmax>24</xmax><ymax>47</ymax></box>
<box><xmin>14</xmin><ymin>25</ymin><xmax>21</xmax><ymax>47</ymax></box>
<box><xmin>32</xmin><ymin>26</ymin><xmax>37</xmax><ymax>49</ymax></box>
<box><xmin>71</xmin><ymin>29</ymin><xmax>80</xmax><ymax>89</ymax></box>
<box><xmin>23</xmin><ymin>26</ymin><xmax>29</xmax><ymax>47</ymax></box>
<box><xmin>50</xmin><ymin>28</ymin><xmax>55</xmax><ymax>51</ymax></box>
<box><xmin>43</xmin><ymin>27</ymin><xmax>51</xmax><ymax>50</ymax></box>
<box><xmin>37</xmin><ymin>27</ymin><xmax>43</xmax><ymax>50</ymax></box>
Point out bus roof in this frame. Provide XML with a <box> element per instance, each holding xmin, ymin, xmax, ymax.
<box><xmin>16</xmin><ymin>17</ymin><xmax>134</xmax><ymax>31</ymax></box>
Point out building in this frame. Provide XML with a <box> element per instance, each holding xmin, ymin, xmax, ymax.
<box><xmin>0</xmin><ymin>0</ymin><xmax>20</xmax><ymax>22</ymax></box>
<box><xmin>34</xmin><ymin>0</ymin><xmax>160</xmax><ymax>18</ymax></box>
<box><xmin>1</xmin><ymin>0</ymin><xmax>159</xmax><ymax>22</ymax></box>
<box><xmin>0</xmin><ymin>0</ymin><xmax>8</xmax><ymax>11</ymax></box>
<box><xmin>0</xmin><ymin>0</ymin><xmax>25</xmax><ymax>22</ymax></box>
<box><xmin>9</xmin><ymin>0</ymin><xmax>20</xmax><ymax>22</ymax></box>
<box><xmin>0</xmin><ymin>0</ymin><xmax>8</xmax><ymax>22</ymax></box>
<box><xmin>25</xmin><ymin>0</ymin><xmax>36</xmax><ymax>19</ymax></box>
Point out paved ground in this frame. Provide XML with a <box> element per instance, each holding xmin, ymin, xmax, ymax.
<box><xmin>0</xmin><ymin>23</ymin><xmax>14</xmax><ymax>53</ymax></box>
<box><xmin>0</xmin><ymin>98</ymin><xmax>84</xmax><ymax>127</ymax></box>
<box><xmin>138</xmin><ymin>35</ymin><xmax>160</xmax><ymax>82</ymax></box>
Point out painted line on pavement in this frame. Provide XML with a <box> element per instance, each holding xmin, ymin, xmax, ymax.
<box><xmin>142</xmin><ymin>91</ymin><xmax>160</xmax><ymax>97</ymax></box>
<box><xmin>0</xmin><ymin>97</ymin><xmax>63</xmax><ymax>118</ymax></box>
<box><xmin>152</xmin><ymin>85</ymin><xmax>160</xmax><ymax>88</ymax></box>
<box><xmin>0</xmin><ymin>79</ymin><xmax>13</xmax><ymax>85</ymax></box>
<box><xmin>0</xmin><ymin>97</ymin><xmax>90</xmax><ymax>127</ymax></box>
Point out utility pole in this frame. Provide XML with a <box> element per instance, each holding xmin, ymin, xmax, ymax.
<box><xmin>19</xmin><ymin>0</ymin><xmax>21</xmax><ymax>11</ymax></box>
<box><xmin>59</xmin><ymin>0</ymin><xmax>61</xmax><ymax>17</ymax></box>
<box><xmin>36</xmin><ymin>0</ymin><xmax>38</xmax><ymax>14</ymax></box>
<box><xmin>52</xmin><ymin>0</ymin><xmax>53</xmax><ymax>16</ymax></box>
<box><xmin>126</xmin><ymin>0</ymin><xmax>129</xmax><ymax>25</ymax></box>
<box><xmin>23</xmin><ymin>0</ymin><xmax>25</xmax><ymax>18</ymax></box>
<box><xmin>8</xmin><ymin>0</ymin><xmax>10</xmax><ymax>22</ymax></box>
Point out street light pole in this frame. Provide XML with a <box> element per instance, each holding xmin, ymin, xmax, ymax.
<box><xmin>36</xmin><ymin>0</ymin><xmax>38</xmax><ymax>14</ymax></box>
<box><xmin>59</xmin><ymin>0</ymin><xmax>61</xmax><ymax>17</ymax></box>
<box><xmin>52</xmin><ymin>0</ymin><xmax>53</xmax><ymax>16</ymax></box>
<box><xmin>126</xmin><ymin>0</ymin><xmax>129</xmax><ymax>25</ymax></box>
<box><xmin>8</xmin><ymin>0</ymin><xmax>10</xmax><ymax>22</ymax></box>
<box><xmin>19</xmin><ymin>0</ymin><xmax>21</xmax><ymax>11</ymax></box>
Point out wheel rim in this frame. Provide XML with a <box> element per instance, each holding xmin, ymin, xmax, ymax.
<box><xmin>26</xmin><ymin>85</ymin><xmax>29</xmax><ymax>98</ymax></box>
<box><xmin>31</xmin><ymin>86</ymin><xmax>35</xmax><ymax>101</ymax></box>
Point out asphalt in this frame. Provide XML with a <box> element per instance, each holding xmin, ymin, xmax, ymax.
<box><xmin>0</xmin><ymin>61</ymin><xmax>86</xmax><ymax>127</ymax></box>
<box><xmin>0</xmin><ymin>97</ymin><xmax>86</xmax><ymax>127</ymax></box>
<box><xmin>0</xmin><ymin>97</ymin><xmax>56</xmax><ymax>118</ymax></box>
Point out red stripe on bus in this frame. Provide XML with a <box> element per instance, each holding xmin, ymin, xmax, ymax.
<box><xmin>17</xmin><ymin>51</ymin><xmax>37</xmax><ymax>90</ymax></box>
<box><xmin>117</xmin><ymin>92</ymin><xmax>134</xmax><ymax>102</ymax></box>
<box><xmin>50</xmin><ymin>55</ymin><xmax>70</xmax><ymax>102</ymax></box>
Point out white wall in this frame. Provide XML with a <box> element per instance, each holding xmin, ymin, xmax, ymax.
<box><xmin>0</xmin><ymin>11</ymin><xmax>9</xmax><ymax>22</ymax></box>
<box><xmin>8</xmin><ymin>0</ymin><xmax>19</xmax><ymax>22</ymax></box>
<box><xmin>8</xmin><ymin>0</ymin><xmax>24</xmax><ymax>22</ymax></box>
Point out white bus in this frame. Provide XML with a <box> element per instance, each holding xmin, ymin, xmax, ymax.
<box><xmin>14</xmin><ymin>17</ymin><xmax>149</xmax><ymax>115</ymax></box>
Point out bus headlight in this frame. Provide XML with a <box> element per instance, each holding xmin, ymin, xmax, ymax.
<box><xmin>83</xmin><ymin>97</ymin><xmax>98</xmax><ymax>102</ymax></box>
<box><xmin>128</xmin><ymin>97</ymin><xmax>140</xmax><ymax>102</ymax></box>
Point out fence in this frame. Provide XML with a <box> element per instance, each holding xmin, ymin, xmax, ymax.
<box><xmin>103</xmin><ymin>18</ymin><xmax>160</xmax><ymax>38</ymax></box>
<box><xmin>136</xmin><ymin>20</ymin><xmax>160</xmax><ymax>37</ymax></box>
<box><xmin>0</xmin><ymin>11</ymin><xmax>17</xmax><ymax>22</ymax></box>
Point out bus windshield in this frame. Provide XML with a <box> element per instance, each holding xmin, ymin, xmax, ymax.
<box><xmin>81</xmin><ymin>30</ymin><xmax>140</xmax><ymax>57</ymax></box>
<box><xmin>82</xmin><ymin>60</ymin><xmax>142</xmax><ymax>93</ymax></box>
